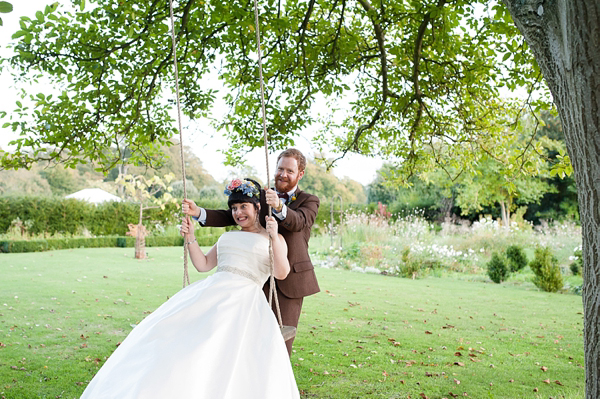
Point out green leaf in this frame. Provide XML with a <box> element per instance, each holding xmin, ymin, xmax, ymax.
<box><xmin>0</xmin><ymin>1</ymin><xmax>12</xmax><ymax>13</ymax></box>
<box><xmin>11</xmin><ymin>30</ymin><xmax>25</xmax><ymax>39</ymax></box>
<box><xmin>80</xmin><ymin>0</ymin><xmax>85</xmax><ymax>11</ymax></box>
<box><xmin>36</xmin><ymin>11</ymin><xmax>44</xmax><ymax>22</ymax></box>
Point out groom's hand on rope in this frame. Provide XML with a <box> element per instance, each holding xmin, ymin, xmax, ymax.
<box><xmin>182</xmin><ymin>199</ymin><xmax>200</xmax><ymax>218</ymax></box>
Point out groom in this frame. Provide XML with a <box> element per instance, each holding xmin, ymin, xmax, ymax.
<box><xmin>182</xmin><ymin>148</ymin><xmax>320</xmax><ymax>355</ymax></box>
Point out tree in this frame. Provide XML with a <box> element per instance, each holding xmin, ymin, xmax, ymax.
<box><xmin>500</xmin><ymin>2</ymin><xmax>600</xmax><ymax>395</ymax></box>
<box><xmin>524</xmin><ymin>112</ymin><xmax>579</xmax><ymax>223</ymax></box>
<box><xmin>116</xmin><ymin>173</ymin><xmax>177</xmax><ymax>259</ymax></box>
<box><xmin>2</xmin><ymin>0</ymin><xmax>542</xmax><ymax>173</ymax></box>
<box><xmin>300</xmin><ymin>160</ymin><xmax>366</xmax><ymax>204</ymax></box>
<box><xmin>3</xmin><ymin>0</ymin><xmax>600</xmax><ymax>394</ymax></box>
<box><xmin>451</xmin><ymin>154</ymin><xmax>554</xmax><ymax>227</ymax></box>
<box><xmin>0</xmin><ymin>167</ymin><xmax>53</xmax><ymax>196</ymax></box>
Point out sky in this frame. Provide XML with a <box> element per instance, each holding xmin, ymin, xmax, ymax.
<box><xmin>0</xmin><ymin>0</ymin><xmax>383</xmax><ymax>186</ymax></box>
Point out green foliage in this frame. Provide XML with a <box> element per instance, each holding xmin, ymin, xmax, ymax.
<box><xmin>368</xmin><ymin>164</ymin><xmax>450</xmax><ymax>221</ymax></box>
<box><xmin>300</xmin><ymin>160</ymin><xmax>366</xmax><ymax>204</ymax></box>
<box><xmin>0</xmin><ymin>234</ymin><xmax>219</xmax><ymax>253</ymax></box>
<box><xmin>529</xmin><ymin>246</ymin><xmax>564</xmax><ymax>293</ymax></box>
<box><xmin>570</xmin><ymin>248</ymin><xmax>583</xmax><ymax>276</ymax></box>
<box><xmin>487</xmin><ymin>252</ymin><xmax>509</xmax><ymax>284</ymax></box>
<box><xmin>394</xmin><ymin>247</ymin><xmax>443</xmax><ymax>279</ymax></box>
<box><xmin>1</xmin><ymin>0</ymin><xmax>549</xmax><ymax>178</ymax></box>
<box><xmin>0</xmin><ymin>196</ymin><xmax>180</xmax><ymax>237</ymax></box>
<box><xmin>505</xmin><ymin>245</ymin><xmax>528</xmax><ymax>272</ymax></box>
<box><xmin>38</xmin><ymin>167</ymin><xmax>79</xmax><ymax>196</ymax></box>
<box><xmin>0</xmin><ymin>1</ymin><xmax>12</xmax><ymax>26</ymax></box>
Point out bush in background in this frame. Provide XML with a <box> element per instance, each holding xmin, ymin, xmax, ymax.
<box><xmin>505</xmin><ymin>245</ymin><xmax>528</xmax><ymax>272</ymax></box>
<box><xmin>0</xmin><ymin>196</ymin><xmax>230</xmax><ymax>237</ymax></box>
<box><xmin>569</xmin><ymin>247</ymin><xmax>583</xmax><ymax>276</ymax></box>
<box><xmin>529</xmin><ymin>246</ymin><xmax>564</xmax><ymax>292</ymax></box>
<box><xmin>0</xmin><ymin>234</ymin><xmax>220</xmax><ymax>254</ymax></box>
<box><xmin>487</xmin><ymin>252</ymin><xmax>509</xmax><ymax>283</ymax></box>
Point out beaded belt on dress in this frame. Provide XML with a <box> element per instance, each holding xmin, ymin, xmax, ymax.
<box><xmin>216</xmin><ymin>266</ymin><xmax>262</xmax><ymax>286</ymax></box>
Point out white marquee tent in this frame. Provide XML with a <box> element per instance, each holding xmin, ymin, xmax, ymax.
<box><xmin>65</xmin><ymin>188</ymin><xmax>122</xmax><ymax>205</ymax></box>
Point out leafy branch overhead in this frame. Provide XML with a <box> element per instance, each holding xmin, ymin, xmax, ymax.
<box><xmin>2</xmin><ymin>0</ymin><xmax>551</xmax><ymax>178</ymax></box>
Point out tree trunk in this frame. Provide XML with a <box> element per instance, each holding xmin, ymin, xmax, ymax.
<box><xmin>135</xmin><ymin>202</ymin><xmax>146</xmax><ymax>260</ymax></box>
<box><xmin>499</xmin><ymin>201</ymin><xmax>509</xmax><ymax>229</ymax></box>
<box><xmin>502</xmin><ymin>1</ymin><xmax>600</xmax><ymax>396</ymax></box>
<box><xmin>117</xmin><ymin>163</ymin><xmax>129</xmax><ymax>197</ymax></box>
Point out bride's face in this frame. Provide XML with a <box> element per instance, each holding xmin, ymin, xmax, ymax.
<box><xmin>230</xmin><ymin>202</ymin><xmax>259</xmax><ymax>229</ymax></box>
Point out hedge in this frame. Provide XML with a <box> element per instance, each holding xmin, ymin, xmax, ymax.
<box><xmin>0</xmin><ymin>234</ymin><xmax>220</xmax><ymax>254</ymax></box>
<box><xmin>0</xmin><ymin>196</ymin><xmax>228</xmax><ymax>236</ymax></box>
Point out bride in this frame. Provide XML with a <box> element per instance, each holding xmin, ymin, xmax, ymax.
<box><xmin>80</xmin><ymin>179</ymin><xmax>300</xmax><ymax>399</ymax></box>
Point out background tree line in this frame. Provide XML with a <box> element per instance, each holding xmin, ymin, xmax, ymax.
<box><xmin>368</xmin><ymin>112</ymin><xmax>578</xmax><ymax>224</ymax></box>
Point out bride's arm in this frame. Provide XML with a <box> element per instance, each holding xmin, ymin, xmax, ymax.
<box><xmin>188</xmin><ymin>242</ymin><xmax>218</xmax><ymax>272</ymax></box>
<box><xmin>267</xmin><ymin>216</ymin><xmax>290</xmax><ymax>279</ymax></box>
<box><xmin>181</xmin><ymin>216</ymin><xmax>218</xmax><ymax>272</ymax></box>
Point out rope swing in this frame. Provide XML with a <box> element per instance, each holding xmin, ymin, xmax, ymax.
<box><xmin>251</xmin><ymin>0</ymin><xmax>297</xmax><ymax>342</ymax></box>
<box><xmin>167</xmin><ymin>0</ymin><xmax>190</xmax><ymax>288</ymax></box>
<box><xmin>167</xmin><ymin>0</ymin><xmax>296</xmax><ymax>341</ymax></box>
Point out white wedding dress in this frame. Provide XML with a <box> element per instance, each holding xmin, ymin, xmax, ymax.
<box><xmin>80</xmin><ymin>231</ymin><xmax>300</xmax><ymax>399</ymax></box>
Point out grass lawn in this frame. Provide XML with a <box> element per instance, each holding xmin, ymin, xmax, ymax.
<box><xmin>1</xmin><ymin>247</ymin><xmax>584</xmax><ymax>399</ymax></box>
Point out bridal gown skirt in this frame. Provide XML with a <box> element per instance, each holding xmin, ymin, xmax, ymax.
<box><xmin>80</xmin><ymin>270</ymin><xmax>300</xmax><ymax>398</ymax></box>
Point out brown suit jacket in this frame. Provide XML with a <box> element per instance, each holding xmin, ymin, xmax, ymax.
<box><xmin>204</xmin><ymin>189</ymin><xmax>320</xmax><ymax>299</ymax></box>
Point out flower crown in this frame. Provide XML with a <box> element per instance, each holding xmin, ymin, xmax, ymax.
<box><xmin>224</xmin><ymin>178</ymin><xmax>260</xmax><ymax>197</ymax></box>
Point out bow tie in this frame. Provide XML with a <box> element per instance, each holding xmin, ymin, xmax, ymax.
<box><xmin>278</xmin><ymin>192</ymin><xmax>289</xmax><ymax>201</ymax></box>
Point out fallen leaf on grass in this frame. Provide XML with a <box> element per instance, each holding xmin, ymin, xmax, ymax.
<box><xmin>419</xmin><ymin>393</ymin><xmax>429</xmax><ymax>399</ymax></box>
<box><xmin>541</xmin><ymin>366</ymin><xmax>548</xmax><ymax>372</ymax></box>
<box><xmin>425</xmin><ymin>331</ymin><xmax>433</xmax><ymax>334</ymax></box>
<box><xmin>454</xmin><ymin>378</ymin><xmax>460</xmax><ymax>385</ymax></box>
<box><xmin>543</xmin><ymin>379</ymin><xmax>551</xmax><ymax>384</ymax></box>
<box><xmin>454</xmin><ymin>362</ymin><xmax>465</xmax><ymax>367</ymax></box>
<box><xmin>555</xmin><ymin>380</ymin><xmax>564</xmax><ymax>386</ymax></box>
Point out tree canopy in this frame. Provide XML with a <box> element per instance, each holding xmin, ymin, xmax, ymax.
<box><xmin>2</xmin><ymin>0</ymin><xmax>552</xmax><ymax>183</ymax></box>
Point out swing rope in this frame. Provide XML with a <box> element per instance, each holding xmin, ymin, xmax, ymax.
<box><xmin>167</xmin><ymin>0</ymin><xmax>190</xmax><ymax>288</ymax></box>
<box><xmin>251</xmin><ymin>0</ymin><xmax>288</xmax><ymax>337</ymax></box>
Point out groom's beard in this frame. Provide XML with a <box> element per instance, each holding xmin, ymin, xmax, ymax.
<box><xmin>275</xmin><ymin>175</ymin><xmax>300</xmax><ymax>193</ymax></box>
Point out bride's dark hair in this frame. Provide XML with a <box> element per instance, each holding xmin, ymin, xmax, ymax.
<box><xmin>227</xmin><ymin>178</ymin><xmax>262</xmax><ymax>211</ymax></box>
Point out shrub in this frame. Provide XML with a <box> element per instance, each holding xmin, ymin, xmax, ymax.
<box><xmin>529</xmin><ymin>246</ymin><xmax>564</xmax><ymax>293</ymax></box>
<box><xmin>487</xmin><ymin>252</ymin><xmax>509</xmax><ymax>283</ymax></box>
<box><xmin>0</xmin><ymin>235</ymin><xmax>220</xmax><ymax>253</ymax></box>
<box><xmin>569</xmin><ymin>248</ymin><xmax>583</xmax><ymax>276</ymax></box>
<box><xmin>505</xmin><ymin>245</ymin><xmax>528</xmax><ymax>272</ymax></box>
<box><xmin>396</xmin><ymin>247</ymin><xmax>443</xmax><ymax>279</ymax></box>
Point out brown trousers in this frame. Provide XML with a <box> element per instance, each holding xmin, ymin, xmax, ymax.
<box><xmin>263</xmin><ymin>283</ymin><xmax>304</xmax><ymax>357</ymax></box>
